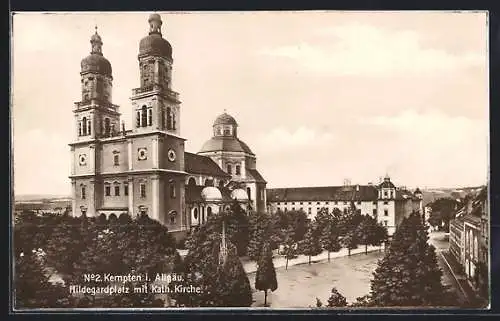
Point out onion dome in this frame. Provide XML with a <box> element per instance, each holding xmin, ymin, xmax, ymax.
<box><xmin>80</xmin><ymin>27</ymin><xmax>112</xmax><ymax>77</ymax></box>
<box><xmin>379</xmin><ymin>175</ymin><xmax>395</xmax><ymax>189</ymax></box>
<box><xmin>214</xmin><ymin>112</ymin><xmax>238</xmax><ymax>127</ymax></box>
<box><xmin>139</xmin><ymin>13</ymin><xmax>173</xmax><ymax>61</ymax></box>
<box><xmin>201</xmin><ymin>186</ymin><xmax>222</xmax><ymax>201</ymax></box>
<box><xmin>231</xmin><ymin>188</ymin><xmax>249</xmax><ymax>201</ymax></box>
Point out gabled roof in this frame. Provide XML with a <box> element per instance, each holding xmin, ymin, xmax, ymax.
<box><xmin>266</xmin><ymin>185</ymin><xmax>378</xmax><ymax>202</ymax></box>
<box><xmin>184</xmin><ymin>152</ymin><xmax>230</xmax><ymax>178</ymax></box>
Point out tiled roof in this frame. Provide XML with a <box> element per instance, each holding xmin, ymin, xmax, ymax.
<box><xmin>246</xmin><ymin>168</ymin><xmax>267</xmax><ymax>183</ymax></box>
<box><xmin>184</xmin><ymin>152</ymin><xmax>230</xmax><ymax>178</ymax></box>
<box><xmin>266</xmin><ymin>185</ymin><xmax>379</xmax><ymax>202</ymax></box>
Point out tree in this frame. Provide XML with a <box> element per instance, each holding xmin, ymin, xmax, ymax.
<box><xmin>225</xmin><ymin>200</ymin><xmax>250</xmax><ymax>256</ymax></box>
<box><xmin>369</xmin><ymin>212</ymin><xmax>447</xmax><ymax>307</ymax></box>
<box><xmin>339</xmin><ymin>209</ymin><xmax>364</xmax><ymax>256</ymax></box>
<box><xmin>349</xmin><ymin>295</ymin><xmax>373</xmax><ymax>307</ymax></box>
<box><xmin>247</xmin><ymin>211</ymin><xmax>269</xmax><ymax>261</ymax></box>
<box><xmin>282</xmin><ymin>225</ymin><xmax>298</xmax><ymax>270</ymax></box>
<box><xmin>319</xmin><ymin>218</ymin><xmax>342</xmax><ymax>262</ymax></box>
<box><xmin>428</xmin><ymin>197</ymin><xmax>460</xmax><ymax>231</ymax></box>
<box><xmin>299</xmin><ymin>224</ymin><xmax>322</xmax><ymax>265</ymax></box>
<box><xmin>326</xmin><ymin>287</ymin><xmax>347</xmax><ymax>307</ymax></box>
<box><xmin>355</xmin><ymin>215</ymin><xmax>383</xmax><ymax>255</ymax></box>
<box><xmin>255</xmin><ymin>242</ymin><xmax>278</xmax><ymax>306</ymax></box>
<box><xmin>14</xmin><ymin>250</ymin><xmax>72</xmax><ymax>308</ymax></box>
<box><xmin>180</xmin><ymin>216</ymin><xmax>252</xmax><ymax>307</ymax></box>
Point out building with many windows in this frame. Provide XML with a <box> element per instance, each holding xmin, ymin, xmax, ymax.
<box><xmin>266</xmin><ymin>175</ymin><xmax>422</xmax><ymax>236</ymax></box>
<box><xmin>68</xmin><ymin>14</ymin><xmax>266</xmax><ymax>239</ymax></box>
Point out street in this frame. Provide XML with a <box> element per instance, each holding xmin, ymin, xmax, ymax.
<box><xmin>428</xmin><ymin>231</ymin><xmax>468</xmax><ymax>306</ymax></box>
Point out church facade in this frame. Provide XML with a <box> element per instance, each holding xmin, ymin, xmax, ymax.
<box><xmin>68</xmin><ymin>14</ymin><xmax>266</xmax><ymax>239</ymax></box>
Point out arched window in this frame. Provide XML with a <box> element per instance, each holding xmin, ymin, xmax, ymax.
<box><xmin>161</xmin><ymin>109</ymin><xmax>165</xmax><ymax>129</ymax></box>
<box><xmin>87</xmin><ymin>119</ymin><xmax>92</xmax><ymax>136</ymax></box>
<box><xmin>166</xmin><ymin>107</ymin><xmax>172</xmax><ymax>130</ymax></box>
<box><xmin>81</xmin><ymin>186</ymin><xmax>86</xmax><ymax>199</ymax></box>
<box><xmin>246</xmin><ymin>187</ymin><xmax>251</xmax><ymax>200</ymax></box>
<box><xmin>188</xmin><ymin>177</ymin><xmax>196</xmax><ymax>187</ymax></box>
<box><xmin>104</xmin><ymin>118</ymin><xmax>110</xmax><ymax>136</ymax></box>
<box><xmin>207</xmin><ymin>206</ymin><xmax>212</xmax><ymax>217</ymax></box>
<box><xmin>204</xmin><ymin>179</ymin><xmax>212</xmax><ymax>187</ymax></box>
<box><xmin>136</xmin><ymin>111</ymin><xmax>141</xmax><ymax>127</ymax></box>
<box><xmin>172</xmin><ymin>112</ymin><xmax>176</xmax><ymax>130</ymax></box>
<box><xmin>141</xmin><ymin>106</ymin><xmax>147</xmax><ymax>127</ymax></box>
<box><xmin>201</xmin><ymin>206</ymin><xmax>205</xmax><ymax>223</ymax></box>
<box><xmin>147</xmin><ymin>108</ymin><xmax>152</xmax><ymax>126</ymax></box>
<box><xmin>113</xmin><ymin>154</ymin><xmax>119</xmax><ymax>166</ymax></box>
<box><xmin>109</xmin><ymin>213</ymin><xmax>117</xmax><ymax>221</ymax></box>
<box><xmin>193</xmin><ymin>208</ymin><xmax>198</xmax><ymax>220</ymax></box>
<box><xmin>82</xmin><ymin>117</ymin><xmax>87</xmax><ymax>135</ymax></box>
<box><xmin>227</xmin><ymin>164</ymin><xmax>232</xmax><ymax>174</ymax></box>
<box><xmin>235</xmin><ymin>165</ymin><xmax>241</xmax><ymax>175</ymax></box>
<box><xmin>78</xmin><ymin>122</ymin><xmax>82</xmax><ymax>136</ymax></box>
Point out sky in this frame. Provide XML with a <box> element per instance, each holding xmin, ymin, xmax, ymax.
<box><xmin>11</xmin><ymin>11</ymin><xmax>489</xmax><ymax>196</ymax></box>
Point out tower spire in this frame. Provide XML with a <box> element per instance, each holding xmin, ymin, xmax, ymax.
<box><xmin>90</xmin><ymin>26</ymin><xmax>103</xmax><ymax>55</ymax></box>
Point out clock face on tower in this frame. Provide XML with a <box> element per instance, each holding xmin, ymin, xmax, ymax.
<box><xmin>167</xmin><ymin>149</ymin><xmax>176</xmax><ymax>162</ymax></box>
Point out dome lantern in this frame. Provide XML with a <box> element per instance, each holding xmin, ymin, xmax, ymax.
<box><xmin>139</xmin><ymin>13</ymin><xmax>173</xmax><ymax>61</ymax></box>
<box><xmin>80</xmin><ymin>26</ymin><xmax>112</xmax><ymax>77</ymax></box>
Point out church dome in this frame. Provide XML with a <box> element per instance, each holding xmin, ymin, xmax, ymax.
<box><xmin>199</xmin><ymin>136</ymin><xmax>255</xmax><ymax>155</ymax></box>
<box><xmin>214</xmin><ymin>113</ymin><xmax>238</xmax><ymax>127</ymax></box>
<box><xmin>231</xmin><ymin>189</ymin><xmax>249</xmax><ymax>201</ymax></box>
<box><xmin>81</xmin><ymin>29</ymin><xmax>112</xmax><ymax>77</ymax></box>
<box><xmin>201</xmin><ymin>186</ymin><xmax>222</xmax><ymax>201</ymax></box>
<box><xmin>139</xmin><ymin>14</ymin><xmax>173</xmax><ymax>60</ymax></box>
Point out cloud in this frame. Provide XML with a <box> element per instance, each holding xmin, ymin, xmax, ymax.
<box><xmin>258</xmin><ymin>23</ymin><xmax>484</xmax><ymax>77</ymax></box>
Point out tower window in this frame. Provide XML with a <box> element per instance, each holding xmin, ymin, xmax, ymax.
<box><xmin>114</xmin><ymin>186</ymin><xmax>120</xmax><ymax>196</ymax></box>
<box><xmin>170</xmin><ymin>182</ymin><xmax>176</xmax><ymax>198</ymax></box>
<box><xmin>384</xmin><ymin>209</ymin><xmax>389</xmax><ymax>216</ymax></box>
<box><xmin>114</xmin><ymin>155</ymin><xmax>119</xmax><ymax>166</ymax></box>
<box><xmin>141</xmin><ymin>106</ymin><xmax>147</xmax><ymax>127</ymax></box>
<box><xmin>166</xmin><ymin>107</ymin><xmax>172</xmax><ymax>130</ymax></box>
<box><xmin>161</xmin><ymin>109</ymin><xmax>165</xmax><ymax>129</ymax></box>
<box><xmin>140</xmin><ymin>183</ymin><xmax>146</xmax><ymax>198</ymax></box>
<box><xmin>373</xmin><ymin>209</ymin><xmax>377</xmax><ymax>216</ymax></box>
<box><xmin>224</xmin><ymin>128</ymin><xmax>230</xmax><ymax>135</ymax></box>
<box><xmin>384</xmin><ymin>191</ymin><xmax>388</xmax><ymax>198</ymax></box>
<box><xmin>78</xmin><ymin>122</ymin><xmax>82</xmax><ymax>136</ymax></box>
<box><xmin>105</xmin><ymin>186</ymin><xmax>111</xmax><ymax>196</ymax></box>
<box><xmin>82</xmin><ymin>117</ymin><xmax>87</xmax><ymax>135</ymax></box>
<box><xmin>172</xmin><ymin>112</ymin><xmax>176</xmax><ymax>130</ymax></box>
<box><xmin>88</xmin><ymin>120</ymin><xmax>91</xmax><ymax>136</ymax></box>
<box><xmin>227</xmin><ymin>164</ymin><xmax>232</xmax><ymax>174</ymax></box>
<box><xmin>81</xmin><ymin>186</ymin><xmax>86</xmax><ymax>199</ymax></box>
<box><xmin>124</xmin><ymin>184</ymin><xmax>129</xmax><ymax>196</ymax></box>
<box><xmin>104</xmin><ymin>118</ymin><xmax>110</xmax><ymax>136</ymax></box>
<box><xmin>235</xmin><ymin>165</ymin><xmax>241</xmax><ymax>175</ymax></box>
<box><xmin>247</xmin><ymin>187</ymin><xmax>251</xmax><ymax>200</ymax></box>
<box><xmin>136</xmin><ymin>111</ymin><xmax>140</xmax><ymax>127</ymax></box>
<box><xmin>147</xmin><ymin>108</ymin><xmax>152</xmax><ymax>126</ymax></box>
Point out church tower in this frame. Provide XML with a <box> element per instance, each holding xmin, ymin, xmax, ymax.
<box><xmin>128</xmin><ymin>14</ymin><xmax>187</xmax><ymax>231</ymax></box>
<box><xmin>70</xmin><ymin>28</ymin><xmax>120</xmax><ymax>217</ymax></box>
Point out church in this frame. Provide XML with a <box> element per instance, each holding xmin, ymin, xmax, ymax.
<box><xmin>69</xmin><ymin>13</ymin><xmax>267</xmax><ymax>239</ymax></box>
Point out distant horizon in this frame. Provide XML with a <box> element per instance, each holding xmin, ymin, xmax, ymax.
<box><xmin>12</xmin><ymin>12</ymin><xmax>488</xmax><ymax>195</ymax></box>
<box><xmin>13</xmin><ymin>183</ymin><xmax>487</xmax><ymax>200</ymax></box>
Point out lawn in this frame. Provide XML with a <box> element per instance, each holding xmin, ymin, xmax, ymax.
<box><xmin>248</xmin><ymin>250</ymin><xmax>384</xmax><ymax>308</ymax></box>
